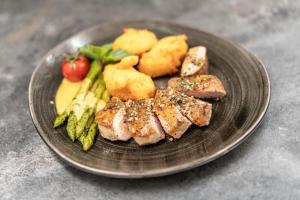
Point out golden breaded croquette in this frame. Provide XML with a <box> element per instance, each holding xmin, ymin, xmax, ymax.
<box><xmin>138</xmin><ymin>35</ymin><xmax>188</xmax><ymax>78</ymax></box>
<box><xmin>103</xmin><ymin>56</ymin><xmax>156</xmax><ymax>101</ymax></box>
<box><xmin>112</xmin><ymin>28</ymin><xmax>158</xmax><ymax>55</ymax></box>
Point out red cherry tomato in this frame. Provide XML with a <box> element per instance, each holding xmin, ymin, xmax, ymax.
<box><xmin>62</xmin><ymin>53</ymin><xmax>90</xmax><ymax>82</ymax></box>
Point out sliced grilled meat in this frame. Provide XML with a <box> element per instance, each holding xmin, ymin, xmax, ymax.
<box><xmin>96</xmin><ymin>97</ymin><xmax>131</xmax><ymax>141</ymax></box>
<box><xmin>167</xmin><ymin>90</ymin><xmax>212</xmax><ymax>127</ymax></box>
<box><xmin>181</xmin><ymin>46</ymin><xmax>208</xmax><ymax>76</ymax></box>
<box><xmin>125</xmin><ymin>99</ymin><xmax>165</xmax><ymax>146</ymax></box>
<box><xmin>154</xmin><ymin>90</ymin><xmax>192</xmax><ymax>139</ymax></box>
<box><xmin>168</xmin><ymin>75</ymin><xmax>226</xmax><ymax>100</ymax></box>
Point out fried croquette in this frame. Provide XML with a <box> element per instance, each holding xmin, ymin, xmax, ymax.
<box><xmin>138</xmin><ymin>34</ymin><xmax>188</xmax><ymax>78</ymax></box>
<box><xmin>112</xmin><ymin>28</ymin><xmax>158</xmax><ymax>55</ymax></box>
<box><xmin>103</xmin><ymin>56</ymin><xmax>156</xmax><ymax>100</ymax></box>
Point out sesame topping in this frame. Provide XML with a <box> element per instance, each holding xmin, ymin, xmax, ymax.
<box><xmin>176</xmin><ymin>76</ymin><xmax>211</xmax><ymax>91</ymax></box>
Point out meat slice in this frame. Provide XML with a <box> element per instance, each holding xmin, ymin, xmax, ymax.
<box><xmin>167</xmin><ymin>90</ymin><xmax>212</xmax><ymax>127</ymax></box>
<box><xmin>168</xmin><ymin>75</ymin><xmax>226</xmax><ymax>100</ymax></box>
<box><xmin>96</xmin><ymin>97</ymin><xmax>131</xmax><ymax>141</ymax></box>
<box><xmin>154</xmin><ymin>90</ymin><xmax>192</xmax><ymax>139</ymax></box>
<box><xmin>181</xmin><ymin>46</ymin><xmax>208</xmax><ymax>76</ymax></box>
<box><xmin>125</xmin><ymin>99</ymin><xmax>165</xmax><ymax>146</ymax></box>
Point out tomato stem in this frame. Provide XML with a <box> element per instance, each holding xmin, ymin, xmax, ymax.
<box><xmin>64</xmin><ymin>52</ymin><xmax>80</xmax><ymax>67</ymax></box>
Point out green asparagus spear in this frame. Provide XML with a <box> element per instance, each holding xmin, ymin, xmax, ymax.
<box><xmin>76</xmin><ymin>60</ymin><xmax>102</xmax><ymax>95</ymax></box>
<box><xmin>82</xmin><ymin>122</ymin><xmax>98</xmax><ymax>151</ymax></box>
<box><xmin>78</xmin><ymin>129</ymin><xmax>87</xmax><ymax>144</ymax></box>
<box><xmin>78</xmin><ymin>114</ymin><xmax>94</xmax><ymax>147</ymax></box>
<box><xmin>75</xmin><ymin>108</ymin><xmax>93</xmax><ymax>139</ymax></box>
<box><xmin>66</xmin><ymin>112</ymin><xmax>77</xmax><ymax>142</ymax></box>
<box><xmin>96</xmin><ymin>100</ymin><xmax>107</xmax><ymax>112</ymax></box>
<box><xmin>96</xmin><ymin>84</ymin><xmax>105</xmax><ymax>98</ymax></box>
<box><xmin>53</xmin><ymin>111</ymin><xmax>68</xmax><ymax>128</ymax></box>
<box><xmin>86</xmin><ymin>113</ymin><xmax>95</xmax><ymax>129</ymax></box>
<box><xmin>102</xmin><ymin>89</ymin><xmax>111</xmax><ymax>103</ymax></box>
<box><xmin>90</xmin><ymin>78</ymin><xmax>100</xmax><ymax>92</ymax></box>
<box><xmin>98</xmin><ymin>73</ymin><xmax>104</xmax><ymax>84</ymax></box>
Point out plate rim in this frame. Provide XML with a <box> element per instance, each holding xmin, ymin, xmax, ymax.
<box><xmin>28</xmin><ymin>20</ymin><xmax>271</xmax><ymax>178</ymax></box>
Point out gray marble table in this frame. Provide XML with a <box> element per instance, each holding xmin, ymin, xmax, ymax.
<box><xmin>1</xmin><ymin>0</ymin><xmax>299</xmax><ymax>199</ymax></box>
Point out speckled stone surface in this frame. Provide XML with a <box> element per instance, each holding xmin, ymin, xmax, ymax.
<box><xmin>0</xmin><ymin>0</ymin><xmax>299</xmax><ymax>199</ymax></box>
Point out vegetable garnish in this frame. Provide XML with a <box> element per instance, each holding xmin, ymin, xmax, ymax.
<box><xmin>79</xmin><ymin>44</ymin><xmax>113</xmax><ymax>61</ymax></box>
<box><xmin>79</xmin><ymin>43</ymin><xmax>132</xmax><ymax>64</ymax></box>
<box><xmin>55</xmin><ymin>40</ymin><xmax>133</xmax><ymax>151</ymax></box>
<box><xmin>54</xmin><ymin>60</ymin><xmax>101</xmax><ymax>128</ymax></box>
<box><xmin>54</xmin><ymin>42</ymin><xmax>132</xmax><ymax>151</ymax></box>
<box><xmin>62</xmin><ymin>53</ymin><xmax>90</xmax><ymax>82</ymax></box>
<box><xmin>103</xmin><ymin>49</ymin><xmax>132</xmax><ymax>64</ymax></box>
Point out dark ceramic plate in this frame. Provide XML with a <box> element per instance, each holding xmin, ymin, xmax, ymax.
<box><xmin>29</xmin><ymin>20</ymin><xmax>270</xmax><ymax>178</ymax></box>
